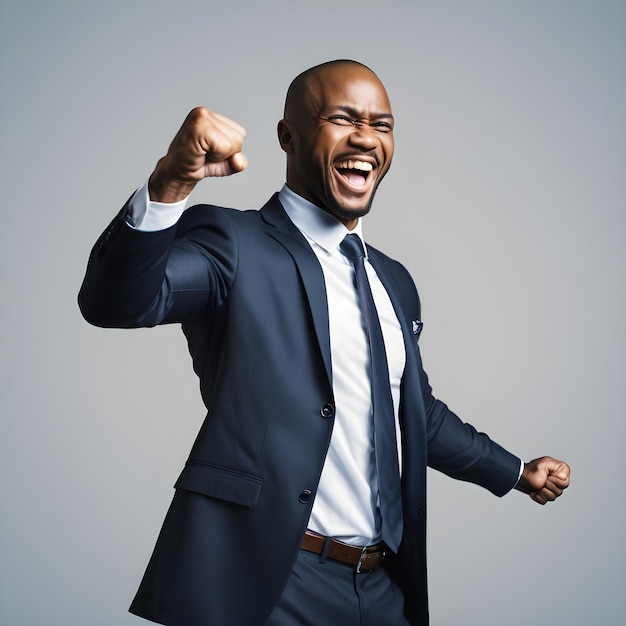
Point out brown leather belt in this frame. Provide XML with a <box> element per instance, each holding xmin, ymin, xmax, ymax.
<box><xmin>301</xmin><ymin>530</ymin><xmax>386</xmax><ymax>573</ymax></box>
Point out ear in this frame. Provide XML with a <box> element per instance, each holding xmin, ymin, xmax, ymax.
<box><xmin>277</xmin><ymin>119</ymin><xmax>294</xmax><ymax>153</ymax></box>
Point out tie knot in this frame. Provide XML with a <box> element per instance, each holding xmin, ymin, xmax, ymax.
<box><xmin>340</xmin><ymin>233</ymin><xmax>365</xmax><ymax>261</ymax></box>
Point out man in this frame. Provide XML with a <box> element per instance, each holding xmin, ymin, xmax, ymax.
<box><xmin>79</xmin><ymin>60</ymin><xmax>570</xmax><ymax>625</ymax></box>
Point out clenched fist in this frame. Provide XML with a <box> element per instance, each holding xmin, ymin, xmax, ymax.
<box><xmin>515</xmin><ymin>456</ymin><xmax>571</xmax><ymax>505</ymax></box>
<box><xmin>149</xmin><ymin>107</ymin><xmax>248</xmax><ymax>203</ymax></box>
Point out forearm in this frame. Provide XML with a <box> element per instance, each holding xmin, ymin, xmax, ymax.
<box><xmin>78</xmin><ymin>202</ymin><xmax>178</xmax><ymax>328</ymax></box>
<box><xmin>426</xmin><ymin>396</ymin><xmax>521</xmax><ymax>496</ymax></box>
<box><xmin>78</xmin><ymin>192</ymin><xmax>239</xmax><ymax>329</ymax></box>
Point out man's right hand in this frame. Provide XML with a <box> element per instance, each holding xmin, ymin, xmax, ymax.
<box><xmin>148</xmin><ymin>107</ymin><xmax>248</xmax><ymax>203</ymax></box>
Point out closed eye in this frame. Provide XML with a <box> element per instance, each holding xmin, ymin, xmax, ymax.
<box><xmin>324</xmin><ymin>115</ymin><xmax>354</xmax><ymax>126</ymax></box>
<box><xmin>370</xmin><ymin>121</ymin><xmax>393</xmax><ymax>133</ymax></box>
<box><xmin>320</xmin><ymin>115</ymin><xmax>393</xmax><ymax>133</ymax></box>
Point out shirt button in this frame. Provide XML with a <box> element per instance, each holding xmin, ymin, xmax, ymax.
<box><xmin>320</xmin><ymin>403</ymin><xmax>335</xmax><ymax>418</ymax></box>
<box><xmin>299</xmin><ymin>490</ymin><xmax>312</xmax><ymax>503</ymax></box>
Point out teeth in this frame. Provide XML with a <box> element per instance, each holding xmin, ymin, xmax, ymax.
<box><xmin>337</xmin><ymin>160</ymin><xmax>373</xmax><ymax>172</ymax></box>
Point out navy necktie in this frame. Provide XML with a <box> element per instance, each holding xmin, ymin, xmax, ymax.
<box><xmin>340</xmin><ymin>233</ymin><xmax>403</xmax><ymax>552</ymax></box>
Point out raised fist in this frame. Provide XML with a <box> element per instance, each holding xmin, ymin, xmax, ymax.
<box><xmin>149</xmin><ymin>107</ymin><xmax>247</xmax><ymax>203</ymax></box>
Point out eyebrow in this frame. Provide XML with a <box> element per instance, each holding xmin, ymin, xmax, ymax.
<box><xmin>330</xmin><ymin>105</ymin><xmax>394</xmax><ymax>121</ymax></box>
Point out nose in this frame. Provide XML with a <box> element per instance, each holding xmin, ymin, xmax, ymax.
<box><xmin>347</xmin><ymin>124</ymin><xmax>378</xmax><ymax>150</ymax></box>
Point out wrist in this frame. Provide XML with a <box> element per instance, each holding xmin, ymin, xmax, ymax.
<box><xmin>148</xmin><ymin>159</ymin><xmax>196</xmax><ymax>203</ymax></box>
<box><xmin>514</xmin><ymin>462</ymin><xmax>532</xmax><ymax>493</ymax></box>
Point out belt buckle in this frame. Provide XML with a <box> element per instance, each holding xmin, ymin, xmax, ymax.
<box><xmin>355</xmin><ymin>545</ymin><xmax>384</xmax><ymax>574</ymax></box>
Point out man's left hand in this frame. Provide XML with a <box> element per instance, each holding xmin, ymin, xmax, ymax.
<box><xmin>515</xmin><ymin>456</ymin><xmax>571</xmax><ymax>505</ymax></box>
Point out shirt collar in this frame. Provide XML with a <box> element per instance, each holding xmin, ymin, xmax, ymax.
<box><xmin>278</xmin><ymin>184</ymin><xmax>366</xmax><ymax>256</ymax></box>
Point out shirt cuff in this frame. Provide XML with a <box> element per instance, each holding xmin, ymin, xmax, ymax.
<box><xmin>126</xmin><ymin>180</ymin><xmax>188</xmax><ymax>231</ymax></box>
<box><xmin>515</xmin><ymin>458</ymin><xmax>524</xmax><ymax>486</ymax></box>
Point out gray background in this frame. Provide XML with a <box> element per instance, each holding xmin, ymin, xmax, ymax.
<box><xmin>2</xmin><ymin>1</ymin><xmax>624</xmax><ymax>624</ymax></box>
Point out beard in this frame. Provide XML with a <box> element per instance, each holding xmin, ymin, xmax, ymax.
<box><xmin>323</xmin><ymin>199</ymin><xmax>373</xmax><ymax>223</ymax></box>
<box><xmin>319</xmin><ymin>181</ymin><xmax>380</xmax><ymax>224</ymax></box>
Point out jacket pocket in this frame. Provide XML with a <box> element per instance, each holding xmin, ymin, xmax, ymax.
<box><xmin>174</xmin><ymin>461</ymin><xmax>263</xmax><ymax>508</ymax></box>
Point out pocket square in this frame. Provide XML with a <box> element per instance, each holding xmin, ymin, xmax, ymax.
<box><xmin>412</xmin><ymin>320</ymin><xmax>423</xmax><ymax>337</ymax></box>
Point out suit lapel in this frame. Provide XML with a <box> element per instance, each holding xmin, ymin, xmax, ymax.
<box><xmin>367</xmin><ymin>248</ymin><xmax>427</xmax><ymax>439</ymax></box>
<box><xmin>260</xmin><ymin>195</ymin><xmax>333</xmax><ymax>386</ymax></box>
<box><xmin>367</xmin><ymin>249</ymin><xmax>415</xmax><ymax>361</ymax></box>
<box><xmin>258</xmin><ymin>197</ymin><xmax>421</xmax><ymax>409</ymax></box>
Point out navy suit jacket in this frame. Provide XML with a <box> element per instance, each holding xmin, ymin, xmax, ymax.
<box><xmin>79</xmin><ymin>194</ymin><xmax>521</xmax><ymax>625</ymax></box>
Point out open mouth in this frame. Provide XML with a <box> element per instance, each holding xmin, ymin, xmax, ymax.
<box><xmin>335</xmin><ymin>159</ymin><xmax>374</xmax><ymax>191</ymax></box>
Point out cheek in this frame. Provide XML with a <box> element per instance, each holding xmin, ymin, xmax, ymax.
<box><xmin>382</xmin><ymin>137</ymin><xmax>394</xmax><ymax>162</ymax></box>
<box><xmin>315</xmin><ymin>130</ymin><xmax>344</xmax><ymax>158</ymax></box>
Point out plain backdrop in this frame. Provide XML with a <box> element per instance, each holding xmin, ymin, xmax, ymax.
<box><xmin>2</xmin><ymin>1</ymin><xmax>625</xmax><ymax>624</ymax></box>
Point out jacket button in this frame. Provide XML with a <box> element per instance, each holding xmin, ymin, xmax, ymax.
<box><xmin>320</xmin><ymin>403</ymin><xmax>335</xmax><ymax>418</ymax></box>
<box><xmin>299</xmin><ymin>490</ymin><xmax>312</xmax><ymax>503</ymax></box>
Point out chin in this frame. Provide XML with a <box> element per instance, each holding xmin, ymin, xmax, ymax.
<box><xmin>340</xmin><ymin>205</ymin><xmax>372</xmax><ymax>222</ymax></box>
<box><xmin>331</xmin><ymin>196</ymin><xmax>375</xmax><ymax>222</ymax></box>
<box><xmin>320</xmin><ymin>202</ymin><xmax>370</xmax><ymax>225</ymax></box>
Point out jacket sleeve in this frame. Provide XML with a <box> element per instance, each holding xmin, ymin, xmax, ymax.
<box><xmin>78</xmin><ymin>201</ymin><xmax>238</xmax><ymax>328</ymax></box>
<box><xmin>411</xmin><ymin>335</ymin><xmax>521</xmax><ymax>496</ymax></box>
<box><xmin>424</xmin><ymin>388</ymin><xmax>521</xmax><ymax>497</ymax></box>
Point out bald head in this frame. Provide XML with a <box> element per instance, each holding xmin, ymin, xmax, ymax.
<box><xmin>283</xmin><ymin>60</ymin><xmax>385</xmax><ymax>121</ymax></box>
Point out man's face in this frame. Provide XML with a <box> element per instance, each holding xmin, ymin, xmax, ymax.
<box><xmin>279</xmin><ymin>64</ymin><xmax>394</xmax><ymax>229</ymax></box>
